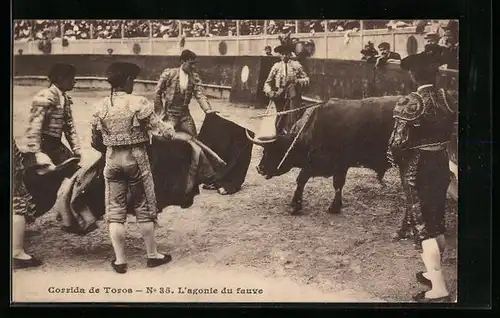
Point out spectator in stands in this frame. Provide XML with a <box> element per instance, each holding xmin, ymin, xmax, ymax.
<box><xmin>376</xmin><ymin>42</ymin><xmax>401</xmax><ymax>68</ymax></box>
<box><xmin>124</xmin><ymin>20</ymin><xmax>149</xmax><ymax>38</ymax></box>
<box><xmin>361</xmin><ymin>41</ymin><xmax>379</xmax><ymax>63</ymax></box>
<box><xmin>439</xmin><ymin>30</ymin><xmax>459</xmax><ymax>70</ymax></box>
<box><xmin>264</xmin><ymin>46</ymin><xmax>273</xmax><ymax>56</ymax></box>
<box><xmin>14</xmin><ymin>20</ymin><xmax>32</xmax><ymax>41</ymax></box>
<box><xmin>151</xmin><ymin>20</ymin><xmax>179</xmax><ymax>38</ymax></box>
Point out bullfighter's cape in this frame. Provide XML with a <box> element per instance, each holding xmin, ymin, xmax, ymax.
<box><xmin>197</xmin><ymin>113</ymin><xmax>254</xmax><ymax>194</ymax></box>
<box><xmin>50</xmin><ymin>137</ymin><xmax>224</xmax><ymax>235</ymax></box>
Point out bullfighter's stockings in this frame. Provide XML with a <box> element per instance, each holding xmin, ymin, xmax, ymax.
<box><xmin>420</xmin><ymin>238</ymin><xmax>449</xmax><ymax>299</ymax></box>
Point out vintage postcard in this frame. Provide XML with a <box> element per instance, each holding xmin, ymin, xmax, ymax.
<box><xmin>12</xmin><ymin>19</ymin><xmax>458</xmax><ymax>303</ymax></box>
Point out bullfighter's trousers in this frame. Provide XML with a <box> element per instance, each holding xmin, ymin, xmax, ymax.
<box><xmin>399</xmin><ymin>148</ymin><xmax>450</xmax><ymax>250</ymax></box>
<box><xmin>165</xmin><ymin>111</ymin><xmax>197</xmax><ymax>137</ymax></box>
<box><xmin>12</xmin><ymin>141</ymin><xmax>37</xmax><ymax>224</ymax></box>
<box><xmin>103</xmin><ymin>143</ymin><xmax>158</xmax><ymax>224</ymax></box>
<box><xmin>274</xmin><ymin>84</ymin><xmax>304</xmax><ymax>135</ymax></box>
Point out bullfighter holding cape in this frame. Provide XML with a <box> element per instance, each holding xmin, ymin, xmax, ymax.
<box><xmin>13</xmin><ymin>63</ymin><xmax>82</xmax><ymax>269</ymax></box>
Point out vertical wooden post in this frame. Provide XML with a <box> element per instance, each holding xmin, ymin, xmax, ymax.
<box><xmin>295</xmin><ymin>20</ymin><xmax>299</xmax><ymax>33</ymax></box>
<box><xmin>121</xmin><ymin>20</ymin><xmax>125</xmax><ymax>47</ymax></box>
<box><xmin>149</xmin><ymin>20</ymin><xmax>153</xmax><ymax>55</ymax></box>
<box><xmin>392</xmin><ymin>29</ymin><xmax>396</xmax><ymax>53</ymax></box>
<box><xmin>29</xmin><ymin>20</ymin><xmax>34</xmax><ymax>54</ymax></box>
<box><xmin>236</xmin><ymin>20</ymin><xmax>240</xmax><ymax>56</ymax></box>
<box><xmin>324</xmin><ymin>20</ymin><xmax>328</xmax><ymax>59</ymax></box>
<box><xmin>206</xmin><ymin>20</ymin><xmax>210</xmax><ymax>55</ymax></box>
<box><xmin>60</xmin><ymin>21</ymin><xmax>65</xmax><ymax>53</ymax></box>
<box><xmin>264</xmin><ymin>20</ymin><xmax>268</xmax><ymax>48</ymax></box>
<box><xmin>360</xmin><ymin>20</ymin><xmax>364</xmax><ymax>50</ymax></box>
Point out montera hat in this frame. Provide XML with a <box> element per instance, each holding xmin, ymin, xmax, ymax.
<box><xmin>48</xmin><ymin>63</ymin><xmax>76</xmax><ymax>82</ymax></box>
<box><xmin>180</xmin><ymin>49</ymin><xmax>197</xmax><ymax>61</ymax></box>
<box><xmin>274</xmin><ymin>44</ymin><xmax>294</xmax><ymax>54</ymax></box>
<box><xmin>106</xmin><ymin>62</ymin><xmax>141</xmax><ymax>78</ymax></box>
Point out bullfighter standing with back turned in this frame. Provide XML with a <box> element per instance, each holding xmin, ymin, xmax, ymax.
<box><xmin>91</xmin><ymin>62</ymin><xmax>177</xmax><ymax>274</ymax></box>
<box><xmin>263</xmin><ymin>41</ymin><xmax>310</xmax><ymax>135</ymax></box>
<box><xmin>153</xmin><ymin>49</ymin><xmax>218</xmax><ymax>137</ymax></box>
<box><xmin>387</xmin><ymin>43</ymin><xmax>456</xmax><ymax>302</ymax></box>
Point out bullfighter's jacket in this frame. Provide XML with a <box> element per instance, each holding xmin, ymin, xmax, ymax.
<box><xmin>22</xmin><ymin>85</ymin><xmax>80</xmax><ymax>155</ymax></box>
<box><xmin>153</xmin><ymin>68</ymin><xmax>211</xmax><ymax>120</ymax></box>
<box><xmin>388</xmin><ymin>84</ymin><xmax>456</xmax><ymax>245</ymax></box>
<box><xmin>263</xmin><ymin>60</ymin><xmax>310</xmax><ymax>98</ymax></box>
<box><xmin>91</xmin><ymin>92</ymin><xmax>175</xmax><ymax>149</ymax></box>
<box><xmin>388</xmin><ymin>84</ymin><xmax>456</xmax><ymax>153</ymax></box>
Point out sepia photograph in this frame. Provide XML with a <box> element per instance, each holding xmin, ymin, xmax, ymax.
<box><xmin>11</xmin><ymin>19</ymin><xmax>459</xmax><ymax>303</ymax></box>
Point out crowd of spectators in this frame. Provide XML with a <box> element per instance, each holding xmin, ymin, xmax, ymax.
<box><xmin>14</xmin><ymin>19</ymin><xmax>454</xmax><ymax>40</ymax></box>
<box><xmin>360</xmin><ymin>28</ymin><xmax>459</xmax><ymax>69</ymax></box>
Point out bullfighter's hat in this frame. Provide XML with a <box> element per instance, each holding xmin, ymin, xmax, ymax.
<box><xmin>274</xmin><ymin>44</ymin><xmax>294</xmax><ymax>54</ymax></box>
<box><xmin>400</xmin><ymin>44</ymin><xmax>445</xmax><ymax>73</ymax></box>
<box><xmin>180</xmin><ymin>49</ymin><xmax>197</xmax><ymax>61</ymax></box>
<box><xmin>106</xmin><ymin>62</ymin><xmax>141</xmax><ymax>87</ymax></box>
<box><xmin>48</xmin><ymin>63</ymin><xmax>76</xmax><ymax>82</ymax></box>
<box><xmin>106</xmin><ymin>62</ymin><xmax>141</xmax><ymax>78</ymax></box>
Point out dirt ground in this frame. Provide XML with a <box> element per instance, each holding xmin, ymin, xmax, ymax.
<box><xmin>11</xmin><ymin>86</ymin><xmax>457</xmax><ymax>303</ymax></box>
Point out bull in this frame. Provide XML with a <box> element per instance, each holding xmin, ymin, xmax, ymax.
<box><xmin>246</xmin><ymin>96</ymin><xmax>402</xmax><ymax>215</ymax></box>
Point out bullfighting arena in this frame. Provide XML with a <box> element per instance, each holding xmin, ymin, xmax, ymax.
<box><xmin>12</xmin><ymin>85</ymin><xmax>458</xmax><ymax>303</ymax></box>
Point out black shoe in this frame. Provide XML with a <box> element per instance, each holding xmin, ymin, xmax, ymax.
<box><xmin>111</xmin><ymin>260</ymin><xmax>127</xmax><ymax>274</ymax></box>
<box><xmin>412</xmin><ymin>290</ymin><xmax>452</xmax><ymax>303</ymax></box>
<box><xmin>202</xmin><ymin>184</ymin><xmax>217</xmax><ymax>190</ymax></box>
<box><xmin>147</xmin><ymin>254</ymin><xmax>172</xmax><ymax>268</ymax></box>
<box><xmin>13</xmin><ymin>257</ymin><xmax>42</xmax><ymax>269</ymax></box>
<box><xmin>416</xmin><ymin>271</ymin><xmax>432</xmax><ymax>287</ymax></box>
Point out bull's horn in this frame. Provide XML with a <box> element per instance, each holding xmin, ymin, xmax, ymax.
<box><xmin>245</xmin><ymin>129</ymin><xmax>276</xmax><ymax>146</ymax></box>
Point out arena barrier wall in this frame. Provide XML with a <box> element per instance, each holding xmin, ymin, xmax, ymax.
<box><xmin>12</xmin><ymin>54</ymin><xmax>457</xmax><ymax>200</ymax></box>
<box><xmin>12</xmin><ymin>54</ymin><xmax>458</xmax><ymax>104</ymax></box>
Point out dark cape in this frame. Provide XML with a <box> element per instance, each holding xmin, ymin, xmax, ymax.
<box><xmin>197</xmin><ymin>113</ymin><xmax>254</xmax><ymax>194</ymax></box>
<box><xmin>46</xmin><ymin>137</ymin><xmax>223</xmax><ymax>235</ymax></box>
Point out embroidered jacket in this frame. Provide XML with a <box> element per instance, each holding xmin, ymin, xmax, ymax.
<box><xmin>263</xmin><ymin>60</ymin><xmax>309</xmax><ymax>97</ymax></box>
<box><xmin>23</xmin><ymin>85</ymin><xmax>80</xmax><ymax>154</ymax></box>
<box><xmin>388</xmin><ymin>84</ymin><xmax>456</xmax><ymax>152</ymax></box>
<box><xmin>153</xmin><ymin>68</ymin><xmax>211</xmax><ymax>119</ymax></box>
<box><xmin>91</xmin><ymin>92</ymin><xmax>175</xmax><ymax>150</ymax></box>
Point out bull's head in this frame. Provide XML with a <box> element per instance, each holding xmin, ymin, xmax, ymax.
<box><xmin>246</xmin><ymin>130</ymin><xmax>298</xmax><ymax>179</ymax></box>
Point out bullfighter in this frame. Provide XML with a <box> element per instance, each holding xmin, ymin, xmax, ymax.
<box><xmin>21</xmin><ymin>63</ymin><xmax>82</xmax><ymax>176</ymax></box>
<box><xmin>388</xmin><ymin>44</ymin><xmax>456</xmax><ymax>302</ymax></box>
<box><xmin>153</xmin><ymin>49</ymin><xmax>217</xmax><ymax>137</ymax></box>
<box><xmin>263</xmin><ymin>43</ymin><xmax>310</xmax><ymax>136</ymax></box>
<box><xmin>91</xmin><ymin>62</ymin><xmax>176</xmax><ymax>274</ymax></box>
